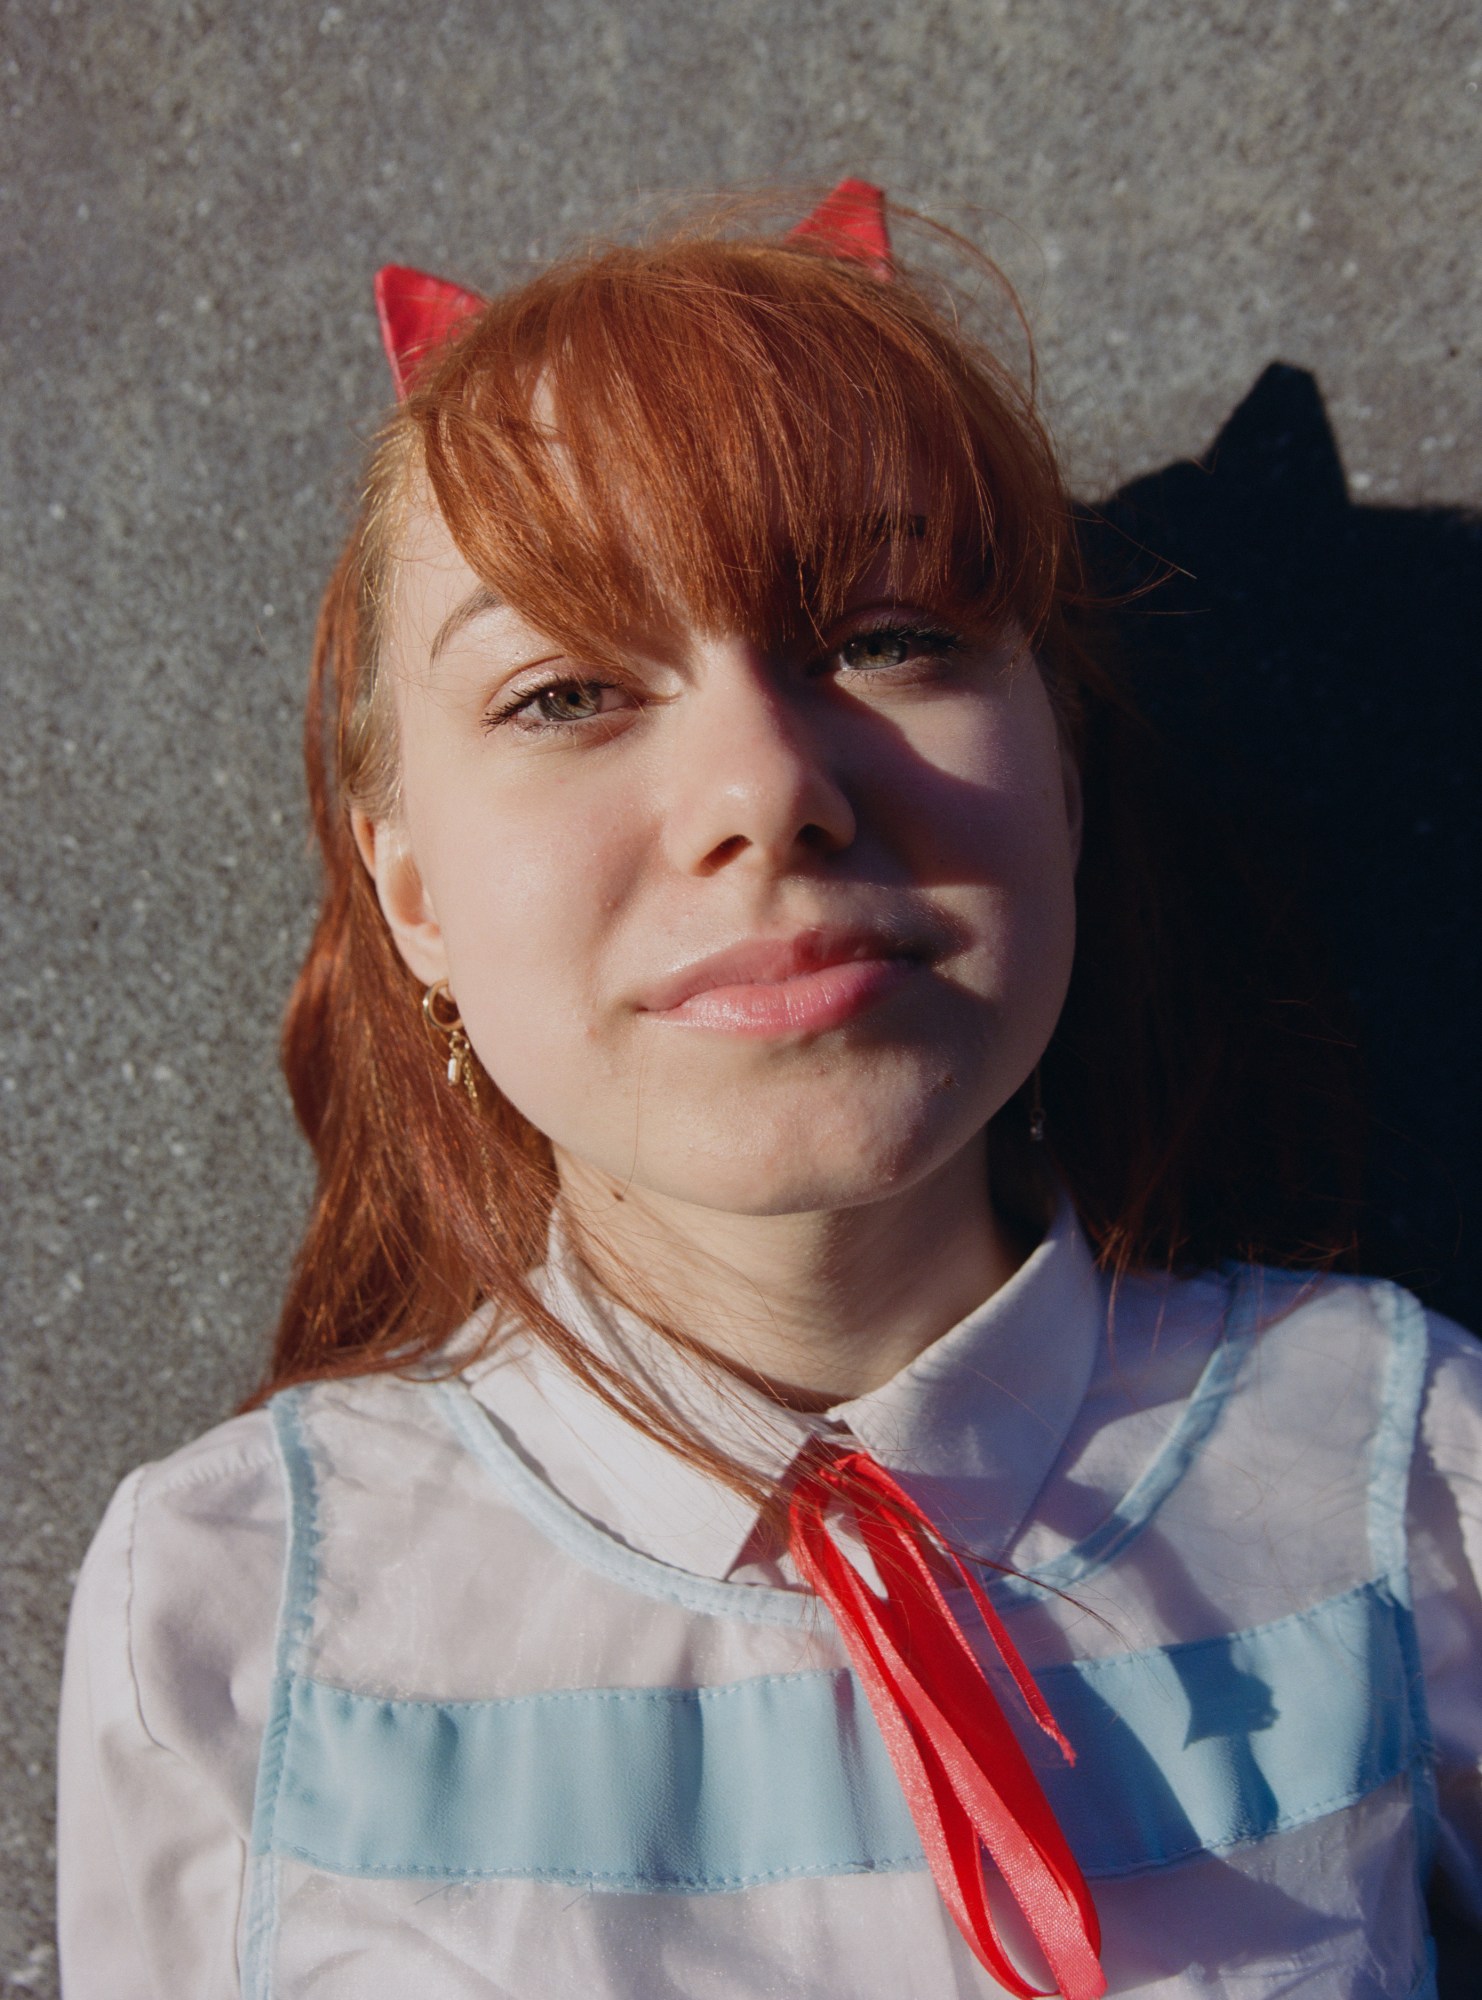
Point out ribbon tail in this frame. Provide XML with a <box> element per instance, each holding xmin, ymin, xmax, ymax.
<box><xmin>845</xmin><ymin>1452</ymin><xmax>1076</xmax><ymax>1760</ymax></box>
<box><xmin>792</xmin><ymin>1500</ymin><xmax>1048</xmax><ymax>1996</ymax></box>
<box><xmin>790</xmin><ymin>1467</ymin><xmax>1106</xmax><ymax>2000</ymax></box>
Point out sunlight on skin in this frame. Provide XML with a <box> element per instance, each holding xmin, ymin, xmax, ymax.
<box><xmin>354</xmin><ymin>487</ymin><xmax>1082</xmax><ymax>1398</ymax></box>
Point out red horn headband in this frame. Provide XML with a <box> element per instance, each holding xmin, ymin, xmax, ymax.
<box><xmin>373</xmin><ymin>179</ymin><xmax>893</xmax><ymax>397</ymax></box>
<box><xmin>784</xmin><ymin>176</ymin><xmax>893</xmax><ymax>277</ymax></box>
<box><xmin>372</xmin><ymin>263</ymin><xmax>486</xmax><ymax>400</ymax></box>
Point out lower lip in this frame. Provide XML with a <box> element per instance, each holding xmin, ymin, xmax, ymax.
<box><xmin>650</xmin><ymin>957</ymin><xmax>918</xmax><ymax>1037</ymax></box>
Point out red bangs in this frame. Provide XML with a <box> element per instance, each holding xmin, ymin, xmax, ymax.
<box><xmin>401</xmin><ymin>238</ymin><xmax>1071</xmax><ymax>658</ymax></box>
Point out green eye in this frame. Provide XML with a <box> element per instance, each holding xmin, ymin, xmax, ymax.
<box><xmin>484</xmin><ymin>675</ymin><xmax>632</xmax><ymax>736</ymax></box>
<box><xmin>836</xmin><ymin>624</ymin><xmax>959</xmax><ymax>675</ymax></box>
<box><xmin>840</xmin><ymin>630</ymin><xmax>913</xmax><ymax>671</ymax></box>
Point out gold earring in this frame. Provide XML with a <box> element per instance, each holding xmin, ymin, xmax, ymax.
<box><xmin>422</xmin><ymin>980</ymin><xmax>479</xmax><ymax>1108</ymax></box>
<box><xmin>1028</xmin><ymin>1066</ymin><xmax>1046</xmax><ymax>1144</ymax></box>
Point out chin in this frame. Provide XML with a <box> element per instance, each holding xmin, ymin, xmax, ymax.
<box><xmin>626</xmin><ymin>1076</ymin><xmax>989</xmax><ymax>1218</ymax></box>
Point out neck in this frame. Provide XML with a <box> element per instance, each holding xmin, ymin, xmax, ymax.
<box><xmin>555</xmin><ymin>1139</ymin><xmax>1029</xmax><ymax>1405</ymax></box>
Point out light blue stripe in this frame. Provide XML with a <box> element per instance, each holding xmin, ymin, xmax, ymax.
<box><xmin>1367</xmin><ymin>1283</ymin><xmax>1429</xmax><ymax>1594</ymax></box>
<box><xmin>1365</xmin><ymin>1285</ymin><xmax>1439</xmax><ymax>1894</ymax></box>
<box><xmin>260</xmin><ymin>1574</ymin><xmax>1419</xmax><ymax>1889</ymax></box>
<box><xmin>243</xmin><ymin>1389</ymin><xmax>323</xmax><ymax>1996</ymax></box>
<box><xmin>270</xmin><ymin>1666</ymin><xmax>921</xmax><ymax>1890</ymax></box>
<box><xmin>1039</xmin><ymin>1574</ymin><xmax>1416</xmax><ymax>1875</ymax></box>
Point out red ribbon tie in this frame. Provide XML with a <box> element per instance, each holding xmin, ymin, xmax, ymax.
<box><xmin>787</xmin><ymin>1447</ymin><xmax>1105</xmax><ymax>2000</ymax></box>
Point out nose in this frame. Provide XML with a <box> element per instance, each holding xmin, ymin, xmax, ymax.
<box><xmin>663</xmin><ymin>639</ymin><xmax>857</xmax><ymax>876</ymax></box>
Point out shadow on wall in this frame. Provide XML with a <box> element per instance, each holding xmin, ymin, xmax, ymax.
<box><xmin>1083</xmin><ymin>364</ymin><xmax>1481</xmax><ymax>1333</ymax></box>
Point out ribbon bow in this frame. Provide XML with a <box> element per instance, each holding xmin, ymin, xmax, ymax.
<box><xmin>787</xmin><ymin>1447</ymin><xmax>1106</xmax><ymax>1999</ymax></box>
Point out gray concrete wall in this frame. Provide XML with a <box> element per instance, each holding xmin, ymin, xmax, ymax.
<box><xmin>3</xmin><ymin>2</ymin><xmax>1478</xmax><ymax>1990</ymax></box>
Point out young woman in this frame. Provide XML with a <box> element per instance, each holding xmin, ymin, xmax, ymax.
<box><xmin>57</xmin><ymin>182</ymin><xmax>1482</xmax><ymax>1999</ymax></box>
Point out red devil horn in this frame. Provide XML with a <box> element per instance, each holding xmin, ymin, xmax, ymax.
<box><xmin>374</xmin><ymin>264</ymin><xmax>487</xmax><ymax>398</ymax></box>
<box><xmin>786</xmin><ymin>179</ymin><xmax>893</xmax><ymax>279</ymax></box>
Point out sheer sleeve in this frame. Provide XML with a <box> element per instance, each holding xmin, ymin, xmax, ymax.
<box><xmin>57</xmin><ymin>1416</ymin><xmax>285</xmax><ymax>1998</ymax></box>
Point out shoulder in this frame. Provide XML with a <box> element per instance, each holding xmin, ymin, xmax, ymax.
<box><xmin>101</xmin><ymin>1370</ymin><xmax>445</xmax><ymax>1544</ymax></box>
<box><xmin>64</xmin><ymin>1406</ymin><xmax>288</xmax><ymax>1843</ymax></box>
<box><xmin>1241</xmin><ymin>1270</ymin><xmax>1481</xmax><ymax>1448</ymax></box>
<box><xmin>1277</xmin><ymin>1276</ymin><xmax>1482</xmax><ymax>1456</ymax></box>
<box><xmin>1230</xmin><ymin>1274</ymin><xmax>1482</xmax><ymax>1563</ymax></box>
<box><xmin>93</xmin><ymin>1375</ymin><xmax>448</xmax><ymax>1644</ymax></box>
<box><xmin>86</xmin><ymin>1406</ymin><xmax>286</xmax><ymax>1613</ymax></box>
<box><xmin>66</xmin><ymin>1377</ymin><xmax>447</xmax><ymax>1801</ymax></box>
<box><xmin>1223</xmin><ymin>1265</ymin><xmax>1467</xmax><ymax>1393</ymax></box>
<box><xmin>1105</xmin><ymin>1266</ymin><xmax>1471</xmax><ymax>1483</ymax></box>
<box><xmin>1109</xmin><ymin>1264</ymin><xmax>1427</xmax><ymax>1398</ymax></box>
<box><xmin>80</xmin><ymin>1406</ymin><xmax>284</xmax><ymax>1599</ymax></box>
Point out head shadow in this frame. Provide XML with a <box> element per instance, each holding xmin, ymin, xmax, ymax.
<box><xmin>1078</xmin><ymin>364</ymin><xmax>1480</xmax><ymax>1326</ymax></box>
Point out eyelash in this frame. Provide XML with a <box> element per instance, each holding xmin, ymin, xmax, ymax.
<box><xmin>481</xmin><ymin>620</ymin><xmax>964</xmax><ymax>739</ymax></box>
<box><xmin>482</xmin><ymin>676</ymin><xmax>636</xmax><ymax>738</ymax></box>
<box><xmin>830</xmin><ymin>621</ymin><xmax>962</xmax><ymax>677</ymax></box>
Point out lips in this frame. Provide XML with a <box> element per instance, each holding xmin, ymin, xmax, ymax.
<box><xmin>636</xmin><ymin>926</ymin><xmax>937</xmax><ymax>1036</ymax></box>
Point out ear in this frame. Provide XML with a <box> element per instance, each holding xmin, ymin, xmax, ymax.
<box><xmin>786</xmin><ymin>179</ymin><xmax>894</xmax><ymax>279</ymax></box>
<box><xmin>374</xmin><ymin>264</ymin><xmax>486</xmax><ymax>399</ymax></box>
<box><xmin>352</xmin><ymin>809</ymin><xmax>450</xmax><ymax>986</ymax></box>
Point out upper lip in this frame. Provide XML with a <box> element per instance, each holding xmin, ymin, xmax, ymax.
<box><xmin>637</xmin><ymin>925</ymin><xmax>939</xmax><ymax>1013</ymax></box>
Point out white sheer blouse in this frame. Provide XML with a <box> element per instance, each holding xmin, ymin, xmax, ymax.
<box><xmin>57</xmin><ymin>1207</ymin><xmax>1482</xmax><ymax>1996</ymax></box>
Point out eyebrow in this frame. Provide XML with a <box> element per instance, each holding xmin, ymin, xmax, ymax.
<box><xmin>428</xmin><ymin>583</ymin><xmax>505</xmax><ymax>667</ymax></box>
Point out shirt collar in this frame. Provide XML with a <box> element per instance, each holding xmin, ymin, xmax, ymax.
<box><xmin>464</xmin><ymin>1194</ymin><xmax>1103</xmax><ymax>1582</ymax></box>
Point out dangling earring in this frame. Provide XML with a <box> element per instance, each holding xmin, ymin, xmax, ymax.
<box><xmin>422</xmin><ymin>980</ymin><xmax>479</xmax><ymax>1108</ymax></box>
<box><xmin>1028</xmin><ymin>1066</ymin><xmax>1046</xmax><ymax>1145</ymax></box>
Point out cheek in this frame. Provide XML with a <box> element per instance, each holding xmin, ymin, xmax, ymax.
<box><xmin>862</xmin><ymin>691</ymin><xmax>1078</xmax><ymax>1125</ymax></box>
<box><xmin>412</xmin><ymin>777</ymin><xmax>644</xmax><ymax>1129</ymax></box>
<box><xmin>395</xmin><ymin>666</ymin><xmax>1080</xmax><ymax>1202</ymax></box>
<box><xmin>887</xmin><ymin>694</ymin><xmax>1078</xmax><ymax>981</ymax></box>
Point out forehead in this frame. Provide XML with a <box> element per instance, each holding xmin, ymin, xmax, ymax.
<box><xmin>380</xmin><ymin>477</ymin><xmax>490</xmax><ymax>668</ymax></box>
<box><xmin>382</xmin><ymin>471</ymin><xmax>946</xmax><ymax>680</ymax></box>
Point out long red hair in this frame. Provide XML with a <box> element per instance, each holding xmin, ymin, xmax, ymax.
<box><xmin>253</xmin><ymin>204</ymin><xmax>1362</xmax><ymax>1497</ymax></box>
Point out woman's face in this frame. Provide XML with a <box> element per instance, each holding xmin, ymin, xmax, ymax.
<box><xmin>363</xmin><ymin>488</ymin><xmax>1081</xmax><ymax>1219</ymax></box>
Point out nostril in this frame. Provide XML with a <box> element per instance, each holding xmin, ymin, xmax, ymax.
<box><xmin>699</xmin><ymin>820</ymin><xmax>843</xmax><ymax>874</ymax></box>
<box><xmin>698</xmin><ymin>833</ymin><xmax>750</xmax><ymax>874</ymax></box>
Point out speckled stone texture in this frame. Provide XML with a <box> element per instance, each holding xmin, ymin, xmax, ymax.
<box><xmin>2</xmin><ymin>2</ymin><xmax>1478</xmax><ymax>1991</ymax></box>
